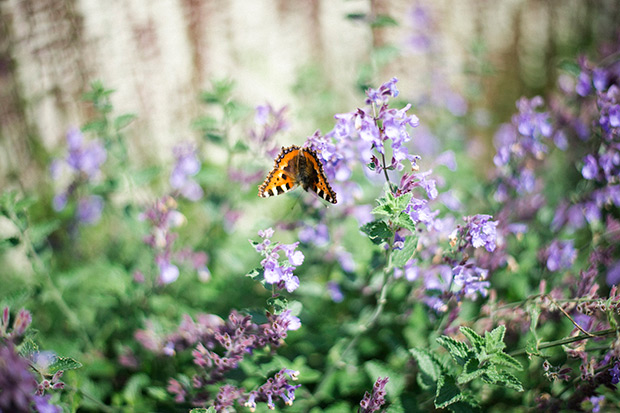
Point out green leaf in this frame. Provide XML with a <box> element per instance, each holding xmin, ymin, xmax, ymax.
<box><xmin>29</xmin><ymin>220</ymin><xmax>60</xmax><ymax>247</ymax></box>
<box><xmin>457</xmin><ymin>359</ymin><xmax>484</xmax><ymax>385</ymax></box>
<box><xmin>48</xmin><ymin>356</ymin><xmax>82</xmax><ymax>374</ymax></box>
<box><xmin>267</xmin><ymin>296</ymin><xmax>288</xmax><ymax>314</ymax></box>
<box><xmin>145</xmin><ymin>386</ymin><xmax>168</xmax><ymax>401</ymax></box>
<box><xmin>246</xmin><ymin>267</ymin><xmax>264</xmax><ymax>282</ymax></box>
<box><xmin>493</xmin><ymin>371</ymin><xmax>524</xmax><ymax>392</ymax></box>
<box><xmin>190</xmin><ymin>408</ymin><xmax>215</xmax><ymax>413</ymax></box>
<box><xmin>488</xmin><ymin>352</ymin><xmax>522</xmax><ymax>371</ymax></box>
<box><xmin>484</xmin><ymin>325</ymin><xmax>506</xmax><ymax>354</ymax></box>
<box><xmin>525</xmin><ymin>334</ymin><xmax>543</xmax><ymax>357</ymax></box>
<box><xmin>114</xmin><ymin>113</ymin><xmax>137</xmax><ymax>130</ymax></box>
<box><xmin>371</xmin><ymin>14</ymin><xmax>398</xmax><ymax>28</ymax></box>
<box><xmin>436</xmin><ymin>335</ymin><xmax>471</xmax><ymax>366</ymax></box>
<box><xmin>123</xmin><ymin>373</ymin><xmax>150</xmax><ymax>404</ymax></box>
<box><xmin>435</xmin><ymin>374</ymin><xmax>464</xmax><ymax>409</ymax></box>
<box><xmin>391</xmin><ymin>236</ymin><xmax>417</xmax><ymax>267</ymax></box>
<box><xmin>394</xmin><ymin>212</ymin><xmax>416</xmax><ymax>233</ymax></box>
<box><xmin>81</xmin><ymin>119</ymin><xmax>107</xmax><ymax>134</ymax></box>
<box><xmin>360</xmin><ymin>220</ymin><xmax>392</xmax><ymax>245</ymax></box>
<box><xmin>460</xmin><ymin>327</ymin><xmax>484</xmax><ymax>353</ymax></box>
<box><xmin>410</xmin><ymin>348</ymin><xmax>443</xmax><ymax>390</ymax></box>
<box><xmin>393</xmin><ymin>192</ymin><xmax>413</xmax><ymax>213</ymax></box>
<box><xmin>18</xmin><ymin>338</ymin><xmax>38</xmax><ymax>359</ymax></box>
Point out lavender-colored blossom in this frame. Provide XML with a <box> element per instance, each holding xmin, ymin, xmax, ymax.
<box><xmin>359</xmin><ymin>376</ymin><xmax>389</xmax><ymax>413</ymax></box>
<box><xmin>576</xmin><ymin>72</ymin><xmax>592</xmax><ymax>96</ymax></box>
<box><xmin>606</xmin><ymin>260</ymin><xmax>620</xmax><ymax>286</ymax></box>
<box><xmin>588</xmin><ymin>395</ymin><xmax>604</xmax><ymax>413</ymax></box>
<box><xmin>64</xmin><ymin>127</ymin><xmax>107</xmax><ymax>178</ymax></box>
<box><xmin>394</xmin><ymin>258</ymin><xmax>419</xmax><ymax>281</ymax></box>
<box><xmin>0</xmin><ymin>343</ymin><xmax>37</xmax><ymax>412</ymax></box>
<box><xmin>468</xmin><ymin>214</ymin><xmax>498</xmax><ymax>252</ymax></box>
<box><xmin>452</xmin><ymin>264</ymin><xmax>490</xmax><ymax>298</ymax></box>
<box><xmin>254</xmin><ymin>228</ymin><xmax>304</xmax><ymax>293</ymax></box>
<box><xmin>249</xmin><ymin>103</ymin><xmax>289</xmax><ymax>158</ymax></box>
<box><xmin>582</xmin><ymin>154</ymin><xmax>599</xmax><ymax>180</ymax></box>
<box><xmin>609</xmin><ymin>362</ymin><xmax>620</xmax><ymax>384</ymax></box>
<box><xmin>170</xmin><ymin>143</ymin><xmax>203</xmax><ymax>201</ymax></box>
<box><xmin>33</xmin><ymin>395</ymin><xmax>61</xmax><ymax>413</ymax></box>
<box><xmin>365</xmin><ymin>77</ymin><xmax>399</xmax><ymax>106</ymax></box>
<box><xmin>244</xmin><ymin>369</ymin><xmax>301</xmax><ymax>411</ymax></box>
<box><xmin>298</xmin><ymin>223</ymin><xmax>329</xmax><ymax>247</ymax></box>
<box><xmin>76</xmin><ymin>195</ymin><xmax>104</xmax><ymax>225</ymax></box>
<box><xmin>545</xmin><ymin>240</ymin><xmax>577</xmax><ymax>272</ymax></box>
<box><xmin>327</xmin><ymin>281</ymin><xmax>344</xmax><ymax>302</ymax></box>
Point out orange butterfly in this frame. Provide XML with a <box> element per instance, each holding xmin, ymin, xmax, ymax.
<box><xmin>258</xmin><ymin>145</ymin><xmax>337</xmax><ymax>204</ymax></box>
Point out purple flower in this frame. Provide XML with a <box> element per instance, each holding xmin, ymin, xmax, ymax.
<box><xmin>327</xmin><ymin>281</ymin><xmax>344</xmax><ymax>302</ymax></box>
<box><xmin>545</xmin><ymin>240</ymin><xmax>577</xmax><ymax>272</ymax></box>
<box><xmin>452</xmin><ymin>264</ymin><xmax>490</xmax><ymax>298</ymax></box>
<box><xmin>33</xmin><ymin>395</ymin><xmax>61</xmax><ymax>413</ymax></box>
<box><xmin>609</xmin><ymin>104</ymin><xmax>620</xmax><ymax>127</ymax></box>
<box><xmin>254</xmin><ymin>228</ymin><xmax>304</xmax><ymax>293</ymax></box>
<box><xmin>459</xmin><ymin>214</ymin><xmax>498</xmax><ymax>252</ymax></box>
<box><xmin>588</xmin><ymin>395</ymin><xmax>604</xmax><ymax>413</ymax></box>
<box><xmin>76</xmin><ymin>195</ymin><xmax>104</xmax><ymax>225</ymax></box>
<box><xmin>576</xmin><ymin>72</ymin><xmax>592</xmax><ymax>96</ymax></box>
<box><xmin>582</xmin><ymin>154</ymin><xmax>599</xmax><ymax>180</ymax></box>
<box><xmin>0</xmin><ymin>343</ymin><xmax>37</xmax><ymax>412</ymax></box>
<box><xmin>65</xmin><ymin>127</ymin><xmax>107</xmax><ymax>178</ymax></box>
<box><xmin>609</xmin><ymin>362</ymin><xmax>620</xmax><ymax>384</ymax></box>
<box><xmin>359</xmin><ymin>376</ymin><xmax>389</xmax><ymax>413</ymax></box>
<box><xmin>606</xmin><ymin>260</ymin><xmax>620</xmax><ymax>286</ymax></box>
<box><xmin>365</xmin><ymin>77</ymin><xmax>399</xmax><ymax>106</ymax></box>
<box><xmin>298</xmin><ymin>223</ymin><xmax>329</xmax><ymax>247</ymax></box>
<box><xmin>170</xmin><ymin>143</ymin><xmax>203</xmax><ymax>201</ymax></box>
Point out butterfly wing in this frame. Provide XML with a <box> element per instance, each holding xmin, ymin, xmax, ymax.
<box><xmin>258</xmin><ymin>146</ymin><xmax>301</xmax><ymax>198</ymax></box>
<box><xmin>301</xmin><ymin>148</ymin><xmax>337</xmax><ymax>204</ymax></box>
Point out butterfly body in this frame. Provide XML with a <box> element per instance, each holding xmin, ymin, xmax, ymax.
<box><xmin>258</xmin><ymin>145</ymin><xmax>337</xmax><ymax>204</ymax></box>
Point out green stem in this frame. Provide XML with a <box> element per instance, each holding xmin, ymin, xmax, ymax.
<box><xmin>510</xmin><ymin>328</ymin><xmax>618</xmax><ymax>357</ymax></box>
<box><xmin>8</xmin><ymin>204</ymin><xmax>94</xmax><ymax>350</ymax></box>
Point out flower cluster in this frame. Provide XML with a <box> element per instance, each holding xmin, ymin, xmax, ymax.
<box><xmin>253</xmin><ymin>228</ymin><xmax>304</xmax><ymax>293</ymax></box>
<box><xmin>1</xmin><ymin>306</ymin><xmax>32</xmax><ymax>339</ymax></box>
<box><xmin>0</xmin><ymin>307</ymin><xmax>62</xmax><ymax>413</ymax></box>
<box><xmin>249</xmin><ymin>103</ymin><xmax>289</xmax><ymax>159</ymax></box>
<box><xmin>137</xmin><ymin>308</ymin><xmax>300</xmax><ymax>409</ymax></box>
<box><xmin>170</xmin><ymin>142</ymin><xmax>203</xmax><ymax>201</ymax></box>
<box><xmin>359</xmin><ymin>376</ymin><xmax>389</xmax><ymax>413</ymax></box>
<box><xmin>50</xmin><ymin>127</ymin><xmax>107</xmax><ymax>224</ymax></box>
<box><xmin>139</xmin><ymin>195</ymin><xmax>209</xmax><ymax>284</ymax></box>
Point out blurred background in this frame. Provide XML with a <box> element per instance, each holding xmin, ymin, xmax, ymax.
<box><xmin>1</xmin><ymin>0</ymin><xmax>619</xmax><ymax>188</ymax></box>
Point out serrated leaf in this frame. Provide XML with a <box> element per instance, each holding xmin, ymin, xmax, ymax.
<box><xmin>48</xmin><ymin>356</ymin><xmax>82</xmax><ymax>374</ymax></box>
<box><xmin>436</xmin><ymin>335</ymin><xmax>471</xmax><ymax>366</ymax></box>
<box><xmin>484</xmin><ymin>325</ymin><xmax>506</xmax><ymax>354</ymax></box>
<box><xmin>488</xmin><ymin>352</ymin><xmax>522</xmax><ymax>371</ymax></box>
<box><xmin>267</xmin><ymin>296</ymin><xmax>288</xmax><ymax>314</ymax></box>
<box><xmin>410</xmin><ymin>348</ymin><xmax>443</xmax><ymax>390</ymax></box>
<box><xmin>114</xmin><ymin>113</ymin><xmax>137</xmax><ymax>130</ymax></box>
<box><xmin>391</xmin><ymin>236</ymin><xmax>417</xmax><ymax>267</ymax></box>
<box><xmin>245</xmin><ymin>267</ymin><xmax>264</xmax><ymax>281</ymax></box>
<box><xmin>525</xmin><ymin>334</ymin><xmax>543</xmax><ymax>357</ymax></box>
<box><xmin>435</xmin><ymin>374</ymin><xmax>464</xmax><ymax>409</ymax></box>
<box><xmin>394</xmin><ymin>212</ymin><xmax>416</xmax><ymax>233</ymax></box>
<box><xmin>493</xmin><ymin>371</ymin><xmax>524</xmax><ymax>392</ymax></box>
<box><xmin>18</xmin><ymin>339</ymin><xmax>38</xmax><ymax>359</ymax></box>
<box><xmin>457</xmin><ymin>359</ymin><xmax>484</xmax><ymax>385</ymax></box>
<box><xmin>393</xmin><ymin>192</ymin><xmax>413</xmax><ymax>213</ymax></box>
<box><xmin>459</xmin><ymin>327</ymin><xmax>484</xmax><ymax>353</ymax></box>
<box><xmin>360</xmin><ymin>220</ymin><xmax>392</xmax><ymax>244</ymax></box>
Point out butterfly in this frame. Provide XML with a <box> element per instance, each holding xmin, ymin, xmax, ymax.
<box><xmin>258</xmin><ymin>145</ymin><xmax>337</xmax><ymax>204</ymax></box>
